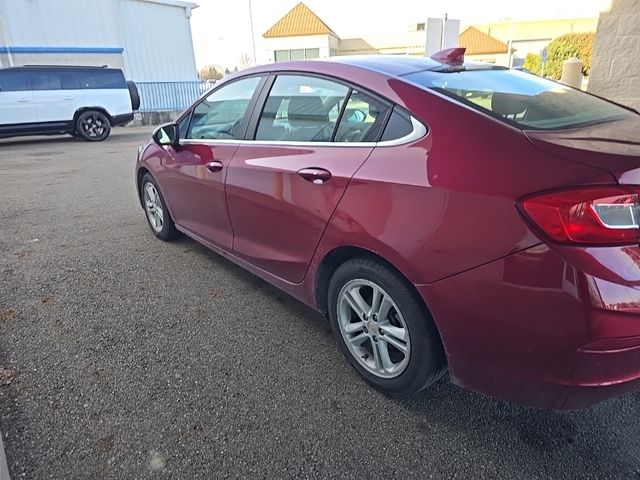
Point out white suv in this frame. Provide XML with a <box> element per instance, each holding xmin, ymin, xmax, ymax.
<box><xmin>0</xmin><ymin>65</ymin><xmax>140</xmax><ymax>141</ymax></box>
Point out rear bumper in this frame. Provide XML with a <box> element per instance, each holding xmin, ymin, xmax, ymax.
<box><xmin>111</xmin><ymin>113</ymin><xmax>134</xmax><ymax>126</ymax></box>
<box><xmin>417</xmin><ymin>243</ymin><xmax>640</xmax><ymax>409</ymax></box>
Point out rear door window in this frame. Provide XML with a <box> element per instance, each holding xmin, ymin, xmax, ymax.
<box><xmin>60</xmin><ymin>73</ymin><xmax>81</xmax><ymax>90</ymax></box>
<box><xmin>32</xmin><ymin>73</ymin><xmax>63</xmax><ymax>91</ymax></box>
<box><xmin>334</xmin><ymin>90</ymin><xmax>391</xmax><ymax>143</ymax></box>
<box><xmin>255</xmin><ymin>74</ymin><xmax>349</xmax><ymax>142</ymax></box>
<box><xmin>0</xmin><ymin>71</ymin><xmax>29</xmax><ymax>92</ymax></box>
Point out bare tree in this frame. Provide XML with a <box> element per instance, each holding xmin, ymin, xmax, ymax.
<box><xmin>237</xmin><ymin>53</ymin><xmax>253</xmax><ymax>71</ymax></box>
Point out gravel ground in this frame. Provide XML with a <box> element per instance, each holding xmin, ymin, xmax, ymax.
<box><xmin>1</xmin><ymin>128</ymin><xmax>640</xmax><ymax>479</ymax></box>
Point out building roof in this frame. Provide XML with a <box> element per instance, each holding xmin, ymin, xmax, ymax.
<box><xmin>459</xmin><ymin>27</ymin><xmax>510</xmax><ymax>55</ymax></box>
<box><xmin>263</xmin><ymin>2</ymin><xmax>337</xmax><ymax>38</ymax></box>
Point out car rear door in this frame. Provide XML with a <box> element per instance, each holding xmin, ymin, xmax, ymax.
<box><xmin>0</xmin><ymin>70</ymin><xmax>35</xmax><ymax>126</ymax></box>
<box><xmin>161</xmin><ymin>75</ymin><xmax>265</xmax><ymax>250</ymax></box>
<box><xmin>225</xmin><ymin>74</ymin><xmax>392</xmax><ymax>283</ymax></box>
<box><xmin>30</xmin><ymin>70</ymin><xmax>76</xmax><ymax>123</ymax></box>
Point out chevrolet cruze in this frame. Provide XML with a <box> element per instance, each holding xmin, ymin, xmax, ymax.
<box><xmin>135</xmin><ymin>50</ymin><xmax>640</xmax><ymax>409</ymax></box>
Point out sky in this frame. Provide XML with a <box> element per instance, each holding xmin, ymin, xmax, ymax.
<box><xmin>189</xmin><ymin>0</ymin><xmax>612</xmax><ymax>70</ymax></box>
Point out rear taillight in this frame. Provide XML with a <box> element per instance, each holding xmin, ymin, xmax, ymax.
<box><xmin>520</xmin><ymin>187</ymin><xmax>640</xmax><ymax>245</ymax></box>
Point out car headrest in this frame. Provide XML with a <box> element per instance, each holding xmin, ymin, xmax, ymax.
<box><xmin>491</xmin><ymin>92</ymin><xmax>529</xmax><ymax>117</ymax></box>
<box><xmin>288</xmin><ymin>96</ymin><xmax>327</xmax><ymax>127</ymax></box>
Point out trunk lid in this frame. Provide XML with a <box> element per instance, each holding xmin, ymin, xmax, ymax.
<box><xmin>524</xmin><ymin>116</ymin><xmax>640</xmax><ymax>183</ymax></box>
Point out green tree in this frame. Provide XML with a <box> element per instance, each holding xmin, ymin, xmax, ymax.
<box><xmin>522</xmin><ymin>53</ymin><xmax>542</xmax><ymax>76</ymax></box>
<box><xmin>545</xmin><ymin>32</ymin><xmax>595</xmax><ymax>80</ymax></box>
<box><xmin>198</xmin><ymin>65</ymin><xmax>223</xmax><ymax>80</ymax></box>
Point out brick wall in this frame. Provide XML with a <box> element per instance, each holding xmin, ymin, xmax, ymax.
<box><xmin>588</xmin><ymin>0</ymin><xmax>640</xmax><ymax>111</ymax></box>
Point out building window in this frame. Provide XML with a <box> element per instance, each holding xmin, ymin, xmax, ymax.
<box><xmin>274</xmin><ymin>50</ymin><xmax>289</xmax><ymax>62</ymax></box>
<box><xmin>273</xmin><ymin>48</ymin><xmax>322</xmax><ymax>62</ymax></box>
<box><xmin>290</xmin><ymin>49</ymin><xmax>305</xmax><ymax>61</ymax></box>
<box><xmin>417</xmin><ymin>23</ymin><xmax>425</xmax><ymax>31</ymax></box>
<box><xmin>305</xmin><ymin>48</ymin><xmax>320</xmax><ymax>59</ymax></box>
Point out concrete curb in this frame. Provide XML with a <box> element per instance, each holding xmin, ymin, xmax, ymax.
<box><xmin>0</xmin><ymin>430</ymin><xmax>9</xmax><ymax>480</ymax></box>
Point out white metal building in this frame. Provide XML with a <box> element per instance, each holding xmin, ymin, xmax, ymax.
<box><xmin>0</xmin><ymin>0</ymin><xmax>199</xmax><ymax>82</ymax></box>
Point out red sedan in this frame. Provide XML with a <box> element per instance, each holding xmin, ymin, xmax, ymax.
<box><xmin>135</xmin><ymin>50</ymin><xmax>640</xmax><ymax>409</ymax></box>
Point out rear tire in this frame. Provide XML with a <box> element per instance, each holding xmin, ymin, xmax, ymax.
<box><xmin>328</xmin><ymin>258</ymin><xmax>446</xmax><ymax>395</ymax></box>
<box><xmin>140</xmin><ymin>173</ymin><xmax>179</xmax><ymax>241</ymax></box>
<box><xmin>76</xmin><ymin>110</ymin><xmax>111</xmax><ymax>141</ymax></box>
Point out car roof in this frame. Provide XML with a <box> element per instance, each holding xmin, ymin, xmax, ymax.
<box><xmin>241</xmin><ymin>55</ymin><xmax>501</xmax><ymax>80</ymax></box>
<box><xmin>322</xmin><ymin>55</ymin><xmax>445</xmax><ymax>76</ymax></box>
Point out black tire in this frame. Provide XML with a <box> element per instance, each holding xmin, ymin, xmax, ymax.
<box><xmin>127</xmin><ymin>81</ymin><xmax>141</xmax><ymax>111</ymax></box>
<box><xmin>328</xmin><ymin>258</ymin><xmax>446</xmax><ymax>395</ymax></box>
<box><xmin>140</xmin><ymin>173</ymin><xmax>179</xmax><ymax>241</ymax></box>
<box><xmin>76</xmin><ymin>110</ymin><xmax>111</xmax><ymax>141</ymax></box>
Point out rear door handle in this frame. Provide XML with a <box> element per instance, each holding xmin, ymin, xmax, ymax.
<box><xmin>298</xmin><ymin>167</ymin><xmax>332</xmax><ymax>184</ymax></box>
<box><xmin>17</xmin><ymin>99</ymin><xmax>31</xmax><ymax>103</ymax></box>
<box><xmin>63</xmin><ymin>96</ymin><xmax>75</xmax><ymax>101</ymax></box>
<box><xmin>206</xmin><ymin>160</ymin><xmax>224</xmax><ymax>172</ymax></box>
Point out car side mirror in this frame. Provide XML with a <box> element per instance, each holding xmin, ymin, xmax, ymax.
<box><xmin>153</xmin><ymin>123</ymin><xmax>179</xmax><ymax>147</ymax></box>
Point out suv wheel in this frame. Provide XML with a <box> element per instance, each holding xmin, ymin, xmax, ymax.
<box><xmin>328</xmin><ymin>258</ymin><xmax>447</xmax><ymax>395</ymax></box>
<box><xmin>76</xmin><ymin>110</ymin><xmax>111</xmax><ymax>141</ymax></box>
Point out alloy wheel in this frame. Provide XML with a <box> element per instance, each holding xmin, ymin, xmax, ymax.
<box><xmin>337</xmin><ymin>279</ymin><xmax>410</xmax><ymax>378</ymax></box>
<box><xmin>143</xmin><ymin>182</ymin><xmax>164</xmax><ymax>233</ymax></box>
<box><xmin>81</xmin><ymin>113</ymin><xmax>107</xmax><ymax>139</ymax></box>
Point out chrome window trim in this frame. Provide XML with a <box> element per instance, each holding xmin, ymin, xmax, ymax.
<box><xmin>179</xmin><ymin>116</ymin><xmax>427</xmax><ymax>148</ymax></box>
<box><xmin>377</xmin><ymin>116</ymin><xmax>427</xmax><ymax>147</ymax></box>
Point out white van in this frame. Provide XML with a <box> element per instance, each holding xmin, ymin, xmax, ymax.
<box><xmin>0</xmin><ymin>65</ymin><xmax>139</xmax><ymax>141</ymax></box>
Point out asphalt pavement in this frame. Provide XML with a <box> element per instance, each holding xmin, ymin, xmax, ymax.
<box><xmin>1</xmin><ymin>128</ymin><xmax>640</xmax><ymax>479</ymax></box>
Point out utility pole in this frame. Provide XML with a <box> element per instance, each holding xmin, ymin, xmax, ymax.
<box><xmin>248</xmin><ymin>0</ymin><xmax>257</xmax><ymax>65</ymax></box>
<box><xmin>440</xmin><ymin>13</ymin><xmax>448</xmax><ymax>50</ymax></box>
<box><xmin>0</xmin><ymin>13</ymin><xmax>14</xmax><ymax>66</ymax></box>
<box><xmin>507</xmin><ymin>18</ymin><xmax>514</xmax><ymax>68</ymax></box>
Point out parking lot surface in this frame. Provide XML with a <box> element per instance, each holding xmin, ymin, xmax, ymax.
<box><xmin>1</xmin><ymin>128</ymin><xmax>640</xmax><ymax>479</ymax></box>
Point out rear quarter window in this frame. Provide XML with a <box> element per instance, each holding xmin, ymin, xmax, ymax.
<box><xmin>381</xmin><ymin>107</ymin><xmax>414</xmax><ymax>141</ymax></box>
<box><xmin>78</xmin><ymin>70</ymin><xmax>127</xmax><ymax>89</ymax></box>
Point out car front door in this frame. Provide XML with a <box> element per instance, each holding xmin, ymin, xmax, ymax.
<box><xmin>226</xmin><ymin>74</ymin><xmax>391</xmax><ymax>283</ymax></box>
<box><xmin>161</xmin><ymin>75</ymin><xmax>264</xmax><ymax>250</ymax></box>
<box><xmin>0</xmin><ymin>70</ymin><xmax>35</xmax><ymax>126</ymax></box>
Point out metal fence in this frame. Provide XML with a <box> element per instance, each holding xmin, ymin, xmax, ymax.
<box><xmin>136</xmin><ymin>81</ymin><xmax>211</xmax><ymax>112</ymax></box>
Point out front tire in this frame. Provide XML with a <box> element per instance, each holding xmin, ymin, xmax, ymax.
<box><xmin>328</xmin><ymin>258</ymin><xmax>446</xmax><ymax>395</ymax></box>
<box><xmin>76</xmin><ymin>110</ymin><xmax>111</xmax><ymax>141</ymax></box>
<box><xmin>140</xmin><ymin>173</ymin><xmax>179</xmax><ymax>241</ymax></box>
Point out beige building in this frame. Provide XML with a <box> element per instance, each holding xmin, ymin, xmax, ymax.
<box><xmin>262</xmin><ymin>3</ymin><xmax>512</xmax><ymax>65</ymax></box>
<box><xmin>588</xmin><ymin>0</ymin><xmax>640</xmax><ymax>111</ymax></box>
<box><xmin>473</xmin><ymin>18</ymin><xmax>598</xmax><ymax>61</ymax></box>
<box><xmin>261</xmin><ymin>2</ymin><xmax>599</xmax><ymax>69</ymax></box>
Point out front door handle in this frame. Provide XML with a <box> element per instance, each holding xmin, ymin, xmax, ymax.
<box><xmin>206</xmin><ymin>160</ymin><xmax>223</xmax><ymax>173</ymax></box>
<box><xmin>298</xmin><ymin>167</ymin><xmax>332</xmax><ymax>185</ymax></box>
<box><xmin>17</xmin><ymin>99</ymin><xmax>31</xmax><ymax>103</ymax></box>
<box><xmin>63</xmin><ymin>96</ymin><xmax>75</xmax><ymax>101</ymax></box>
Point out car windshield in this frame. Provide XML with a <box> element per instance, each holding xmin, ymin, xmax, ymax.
<box><xmin>404</xmin><ymin>68</ymin><xmax>635</xmax><ymax>130</ymax></box>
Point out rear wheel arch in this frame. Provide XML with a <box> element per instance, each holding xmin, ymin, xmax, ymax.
<box><xmin>73</xmin><ymin>106</ymin><xmax>111</xmax><ymax>124</ymax></box>
<box><xmin>315</xmin><ymin>246</ymin><xmax>442</xmax><ymax>338</ymax></box>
